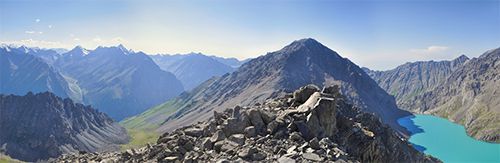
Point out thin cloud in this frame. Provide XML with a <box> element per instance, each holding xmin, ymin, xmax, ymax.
<box><xmin>25</xmin><ymin>30</ymin><xmax>43</xmax><ymax>35</ymax></box>
<box><xmin>410</xmin><ymin>45</ymin><xmax>450</xmax><ymax>54</ymax></box>
<box><xmin>35</xmin><ymin>19</ymin><xmax>40</xmax><ymax>23</ymax></box>
<box><xmin>0</xmin><ymin>39</ymin><xmax>69</xmax><ymax>48</ymax></box>
<box><xmin>48</xmin><ymin>25</ymin><xmax>53</xmax><ymax>28</ymax></box>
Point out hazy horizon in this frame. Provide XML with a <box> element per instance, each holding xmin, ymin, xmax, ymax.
<box><xmin>1</xmin><ymin>0</ymin><xmax>499</xmax><ymax>70</ymax></box>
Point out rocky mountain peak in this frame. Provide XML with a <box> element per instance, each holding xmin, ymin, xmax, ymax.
<box><xmin>279</xmin><ymin>38</ymin><xmax>333</xmax><ymax>55</ymax></box>
<box><xmin>66</xmin><ymin>46</ymin><xmax>89</xmax><ymax>56</ymax></box>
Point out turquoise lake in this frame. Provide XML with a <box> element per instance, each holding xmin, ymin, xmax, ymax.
<box><xmin>398</xmin><ymin>115</ymin><xmax>500</xmax><ymax>163</ymax></box>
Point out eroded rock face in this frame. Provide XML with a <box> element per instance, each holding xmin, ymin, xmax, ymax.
<box><xmin>54</xmin><ymin>85</ymin><xmax>439</xmax><ymax>163</ymax></box>
<box><xmin>0</xmin><ymin>92</ymin><xmax>129</xmax><ymax>162</ymax></box>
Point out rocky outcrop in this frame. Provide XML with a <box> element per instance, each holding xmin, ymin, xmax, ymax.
<box><xmin>55</xmin><ymin>85</ymin><xmax>438</xmax><ymax>162</ymax></box>
<box><xmin>0</xmin><ymin>92</ymin><xmax>129</xmax><ymax>162</ymax></box>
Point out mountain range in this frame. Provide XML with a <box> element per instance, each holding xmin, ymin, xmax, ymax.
<box><xmin>0</xmin><ymin>46</ymin><xmax>80</xmax><ymax>101</ymax></box>
<box><xmin>122</xmin><ymin>38</ymin><xmax>410</xmax><ymax>136</ymax></box>
<box><xmin>54</xmin><ymin>45</ymin><xmax>184</xmax><ymax>120</ymax></box>
<box><xmin>0</xmin><ymin>92</ymin><xmax>128</xmax><ymax>162</ymax></box>
<box><xmin>365</xmin><ymin>48</ymin><xmax>500</xmax><ymax>143</ymax></box>
<box><xmin>150</xmin><ymin>53</ymin><xmax>238</xmax><ymax>90</ymax></box>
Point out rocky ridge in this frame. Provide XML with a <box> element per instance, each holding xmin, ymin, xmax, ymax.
<box><xmin>56</xmin><ymin>85</ymin><xmax>438</xmax><ymax>162</ymax></box>
<box><xmin>0</xmin><ymin>92</ymin><xmax>129</xmax><ymax>162</ymax></box>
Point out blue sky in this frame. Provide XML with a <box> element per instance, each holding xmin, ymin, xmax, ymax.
<box><xmin>1</xmin><ymin>0</ymin><xmax>499</xmax><ymax>70</ymax></box>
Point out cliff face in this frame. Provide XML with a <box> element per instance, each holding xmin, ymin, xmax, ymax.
<box><xmin>0</xmin><ymin>92</ymin><xmax>129</xmax><ymax>162</ymax></box>
<box><xmin>404</xmin><ymin>48</ymin><xmax>500</xmax><ymax>143</ymax></box>
<box><xmin>56</xmin><ymin>85</ymin><xmax>438</xmax><ymax>162</ymax></box>
<box><xmin>364</xmin><ymin>55</ymin><xmax>469</xmax><ymax>111</ymax></box>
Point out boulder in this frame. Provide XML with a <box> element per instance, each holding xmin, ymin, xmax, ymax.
<box><xmin>244</xmin><ymin>126</ymin><xmax>257</xmax><ymax>137</ymax></box>
<box><xmin>228</xmin><ymin>134</ymin><xmax>245</xmax><ymax>145</ymax></box>
<box><xmin>297</xmin><ymin>92</ymin><xmax>321</xmax><ymax>113</ymax></box>
<box><xmin>293</xmin><ymin>84</ymin><xmax>320</xmax><ymax>104</ymax></box>
<box><xmin>247</xmin><ymin>109</ymin><xmax>266</xmax><ymax>134</ymax></box>
<box><xmin>305</xmin><ymin>97</ymin><xmax>337</xmax><ymax>138</ymax></box>
<box><xmin>184</xmin><ymin>127</ymin><xmax>203</xmax><ymax>137</ymax></box>
<box><xmin>302</xmin><ymin>152</ymin><xmax>323</xmax><ymax>162</ymax></box>
<box><xmin>210</xmin><ymin>130</ymin><xmax>226</xmax><ymax>143</ymax></box>
<box><xmin>309</xmin><ymin>137</ymin><xmax>320</xmax><ymax>150</ymax></box>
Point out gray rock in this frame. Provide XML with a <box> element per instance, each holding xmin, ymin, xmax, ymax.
<box><xmin>201</xmin><ymin>138</ymin><xmax>213</xmax><ymax>150</ymax></box>
<box><xmin>184</xmin><ymin>127</ymin><xmax>203</xmax><ymax>137</ymax></box>
<box><xmin>228</xmin><ymin>134</ymin><xmax>245</xmax><ymax>145</ymax></box>
<box><xmin>293</xmin><ymin>84</ymin><xmax>320</xmax><ymax>104</ymax></box>
<box><xmin>237</xmin><ymin>147</ymin><xmax>256</xmax><ymax>158</ymax></box>
<box><xmin>289</xmin><ymin>132</ymin><xmax>303</xmax><ymax>142</ymax></box>
<box><xmin>244</xmin><ymin>126</ymin><xmax>257</xmax><ymax>137</ymax></box>
<box><xmin>309</xmin><ymin>138</ymin><xmax>320</xmax><ymax>150</ymax></box>
<box><xmin>278</xmin><ymin>156</ymin><xmax>296</xmax><ymax>163</ymax></box>
<box><xmin>247</xmin><ymin>109</ymin><xmax>266</xmax><ymax>134</ymax></box>
<box><xmin>302</xmin><ymin>152</ymin><xmax>323</xmax><ymax>162</ymax></box>
<box><xmin>210</xmin><ymin>130</ymin><xmax>226</xmax><ymax>143</ymax></box>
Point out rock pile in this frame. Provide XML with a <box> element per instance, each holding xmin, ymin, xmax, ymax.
<box><xmin>54</xmin><ymin>85</ymin><xmax>439</xmax><ymax>163</ymax></box>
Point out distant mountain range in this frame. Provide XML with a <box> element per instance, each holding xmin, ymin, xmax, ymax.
<box><xmin>0</xmin><ymin>92</ymin><xmax>128</xmax><ymax>162</ymax></box>
<box><xmin>122</xmin><ymin>38</ymin><xmax>410</xmax><ymax>135</ymax></box>
<box><xmin>365</xmin><ymin>48</ymin><xmax>500</xmax><ymax>143</ymax></box>
<box><xmin>54</xmin><ymin>45</ymin><xmax>184</xmax><ymax>120</ymax></box>
<box><xmin>150</xmin><ymin>53</ymin><xmax>243</xmax><ymax>90</ymax></box>
<box><xmin>0</xmin><ymin>46</ymin><xmax>81</xmax><ymax>101</ymax></box>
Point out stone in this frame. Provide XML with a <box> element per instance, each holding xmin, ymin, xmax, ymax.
<box><xmin>237</xmin><ymin>147</ymin><xmax>256</xmax><ymax>158</ymax></box>
<box><xmin>302</xmin><ymin>152</ymin><xmax>323</xmax><ymax>161</ymax></box>
<box><xmin>214</xmin><ymin>141</ymin><xmax>225</xmax><ymax>152</ymax></box>
<box><xmin>244</xmin><ymin>126</ymin><xmax>257</xmax><ymax>137</ymax></box>
<box><xmin>287</xmin><ymin>145</ymin><xmax>297</xmax><ymax>154</ymax></box>
<box><xmin>201</xmin><ymin>138</ymin><xmax>213</xmax><ymax>150</ymax></box>
<box><xmin>247</xmin><ymin>109</ymin><xmax>266</xmax><ymax>134</ymax></box>
<box><xmin>309</xmin><ymin>137</ymin><xmax>320</xmax><ymax>150</ymax></box>
<box><xmin>184</xmin><ymin>127</ymin><xmax>203</xmax><ymax>137</ymax></box>
<box><xmin>221</xmin><ymin>141</ymin><xmax>238</xmax><ymax>152</ymax></box>
<box><xmin>252</xmin><ymin>152</ymin><xmax>266</xmax><ymax>161</ymax></box>
<box><xmin>289</xmin><ymin>132</ymin><xmax>303</xmax><ymax>142</ymax></box>
<box><xmin>278</xmin><ymin>156</ymin><xmax>296</xmax><ymax>163</ymax></box>
<box><xmin>228</xmin><ymin>134</ymin><xmax>245</xmax><ymax>145</ymax></box>
<box><xmin>322</xmin><ymin>85</ymin><xmax>340</xmax><ymax>96</ymax></box>
<box><xmin>297</xmin><ymin>92</ymin><xmax>321</xmax><ymax>113</ymax></box>
<box><xmin>164</xmin><ymin>156</ymin><xmax>178</xmax><ymax>161</ymax></box>
<box><xmin>210</xmin><ymin>130</ymin><xmax>226</xmax><ymax>143</ymax></box>
<box><xmin>305</xmin><ymin>97</ymin><xmax>337</xmax><ymax>138</ymax></box>
<box><xmin>293</xmin><ymin>84</ymin><xmax>320</xmax><ymax>104</ymax></box>
<box><xmin>216</xmin><ymin>159</ymin><xmax>230</xmax><ymax>163</ymax></box>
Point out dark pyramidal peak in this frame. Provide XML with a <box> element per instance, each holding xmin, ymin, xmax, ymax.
<box><xmin>57</xmin><ymin>85</ymin><xmax>438</xmax><ymax>162</ymax></box>
<box><xmin>123</xmin><ymin>38</ymin><xmax>410</xmax><ymax>136</ymax></box>
<box><xmin>54</xmin><ymin>44</ymin><xmax>184</xmax><ymax>120</ymax></box>
<box><xmin>0</xmin><ymin>92</ymin><xmax>129</xmax><ymax>162</ymax></box>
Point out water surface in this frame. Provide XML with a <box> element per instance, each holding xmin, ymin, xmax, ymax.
<box><xmin>398</xmin><ymin>115</ymin><xmax>500</xmax><ymax>163</ymax></box>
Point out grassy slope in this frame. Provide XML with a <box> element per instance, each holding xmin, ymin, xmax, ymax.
<box><xmin>119</xmin><ymin>100</ymin><xmax>182</xmax><ymax>149</ymax></box>
<box><xmin>0</xmin><ymin>154</ymin><xmax>23</xmax><ymax>163</ymax></box>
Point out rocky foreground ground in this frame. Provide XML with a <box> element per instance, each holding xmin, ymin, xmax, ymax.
<box><xmin>54</xmin><ymin>85</ymin><xmax>439</xmax><ymax>163</ymax></box>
